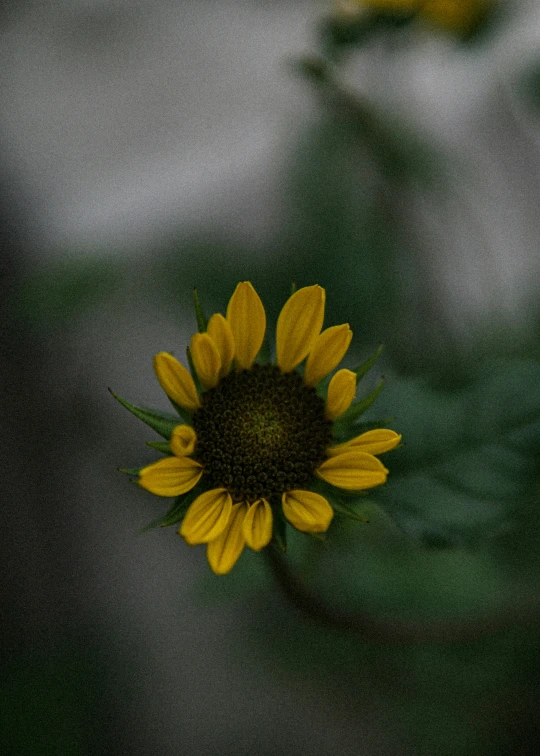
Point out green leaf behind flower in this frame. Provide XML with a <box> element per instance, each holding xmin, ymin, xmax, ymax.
<box><xmin>374</xmin><ymin>359</ymin><xmax>540</xmax><ymax>548</ymax></box>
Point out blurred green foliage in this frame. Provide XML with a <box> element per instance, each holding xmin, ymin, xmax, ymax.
<box><xmin>12</xmin><ymin>258</ymin><xmax>121</xmax><ymax>329</ymax></box>
<box><xmin>1</xmin><ymin>634</ymin><xmax>125</xmax><ymax>756</ymax></box>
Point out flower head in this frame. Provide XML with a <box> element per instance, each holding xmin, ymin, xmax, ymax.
<box><xmin>118</xmin><ymin>283</ymin><xmax>401</xmax><ymax>574</ymax></box>
<box><xmin>335</xmin><ymin>0</ymin><xmax>494</xmax><ymax>37</ymax></box>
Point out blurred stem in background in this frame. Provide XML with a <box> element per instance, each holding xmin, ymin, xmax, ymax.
<box><xmin>265</xmin><ymin>544</ymin><xmax>540</xmax><ymax>644</ymax></box>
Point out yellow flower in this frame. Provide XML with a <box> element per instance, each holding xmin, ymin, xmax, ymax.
<box><xmin>335</xmin><ymin>0</ymin><xmax>493</xmax><ymax>35</ymax></box>
<box><xmin>134</xmin><ymin>283</ymin><xmax>401</xmax><ymax>575</ymax></box>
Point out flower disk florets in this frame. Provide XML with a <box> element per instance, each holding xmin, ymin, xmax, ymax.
<box><xmin>193</xmin><ymin>365</ymin><xmax>333</xmax><ymax>502</ymax></box>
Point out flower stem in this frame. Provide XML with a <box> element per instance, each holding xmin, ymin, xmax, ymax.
<box><xmin>264</xmin><ymin>546</ymin><xmax>533</xmax><ymax>644</ymax></box>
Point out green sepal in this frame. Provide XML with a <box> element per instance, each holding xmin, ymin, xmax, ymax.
<box><xmin>306</xmin><ymin>530</ymin><xmax>327</xmax><ymax>543</ymax></box>
<box><xmin>160</xmin><ymin>487</ymin><xmax>200</xmax><ymax>527</ymax></box>
<box><xmin>138</xmin><ymin>486</ymin><xmax>201</xmax><ymax>534</ymax></box>
<box><xmin>335</xmin><ymin>378</ymin><xmax>384</xmax><ymax>428</ymax></box>
<box><xmin>146</xmin><ymin>441</ymin><xmax>171</xmax><ymax>454</ymax></box>
<box><xmin>330</xmin><ymin>498</ymin><xmax>370</xmax><ymax>524</ymax></box>
<box><xmin>352</xmin><ymin>344</ymin><xmax>383</xmax><ymax>382</ymax></box>
<box><xmin>109</xmin><ymin>389</ymin><xmax>178</xmax><ymax>439</ymax></box>
<box><xmin>272</xmin><ymin>506</ymin><xmax>288</xmax><ymax>552</ymax></box>
<box><xmin>138</xmin><ymin>515</ymin><xmax>166</xmax><ymax>533</ymax></box>
<box><xmin>168</xmin><ymin>398</ymin><xmax>192</xmax><ymax>424</ymax></box>
<box><xmin>193</xmin><ymin>288</ymin><xmax>208</xmax><ymax>333</ymax></box>
<box><xmin>118</xmin><ymin>466</ymin><xmax>141</xmax><ymax>476</ymax></box>
<box><xmin>290</xmin><ymin>281</ymin><xmax>297</xmax><ymax>296</ymax></box>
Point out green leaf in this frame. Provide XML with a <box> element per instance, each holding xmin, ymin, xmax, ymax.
<box><xmin>330</xmin><ymin>496</ymin><xmax>370</xmax><ymax>523</ymax></box>
<box><xmin>352</xmin><ymin>344</ymin><xmax>383</xmax><ymax>382</ymax></box>
<box><xmin>375</xmin><ymin>359</ymin><xmax>540</xmax><ymax>547</ymax></box>
<box><xmin>168</xmin><ymin>398</ymin><xmax>193</xmax><ymax>424</ymax></box>
<box><xmin>272</xmin><ymin>508</ymin><xmax>288</xmax><ymax>552</ymax></box>
<box><xmin>138</xmin><ymin>514</ymin><xmax>167</xmax><ymax>534</ymax></box>
<box><xmin>307</xmin><ymin>531</ymin><xmax>327</xmax><ymax>543</ymax></box>
<box><xmin>109</xmin><ymin>389</ymin><xmax>179</xmax><ymax>439</ymax></box>
<box><xmin>160</xmin><ymin>487</ymin><xmax>200</xmax><ymax>527</ymax></box>
<box><xmin>193</xmin><ymin>288</ymin><xmax>208</xmax><ymax>332</ymax></box>
<box><xmin>139</xmin><ymin>487</ymin><xmax>201</xmax><ymax>533</ymax></box>
<box><xmin>334</xmin><ymin>378</ymin><xmax>384</xmax><ymax>429</ymax></box>
<box><xmin>146</xmin><ymin>441</ymin><xmax>172</xmax><ymax>454</ymax></box>
<box><xmin>118</xmin><ymin>467</ymin><xmax>141</xmax><ymax>476</ymax></box>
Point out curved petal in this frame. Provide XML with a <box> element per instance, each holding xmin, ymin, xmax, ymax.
<box><xmin>325</xmin><ymin>369</ymin><xmax>356</xmax><ymax>421</ymax></box>
<box><xmin>242</xmin><ymin>499</ymin><xmax>273</xmax><ymax>551</ymax></box>
<box><xmin>276</xmin><ymin>285</ymin><xmax>325</xmax><ymax>372</ymax></box>
<box><xmin>317</xmin><ymin>451</ymin><xmax>388</xmax><ymax>490</ymax></box>
<box><xmin>206</xmin><ymin>502</ymin><xmax>247</xmax><ymax>575</ymax></box>
<box><xmin>282</xmin><ymin>490</ymin><xmax>334</xmax><ymax>533</ymax></box>
<box><xmin>226</xmin><ymin>282</ymin><xmax>266</xmax><ymax>370</ymax></box>
<box><xmin>180</xmin><ymin>488</ymin><xmax>233</xmax><ymax>545</ymax></box>
<box><xmin>207</xmin><ymin>313</ymin><xmax>235</xmax><ymax>377</ymax></box>
<box><xmin>327</xmin><ymin>429</ymin><xmax>402</xmax><ymax>457</ymax></box>
<box><xmin>153</xmin><ymin>352</ymin><xmax>200</xmax><ymax>413</ymax></box>
<box><xmin>190</xmin><ymin>332</ymin><xmax>221</xmax><ymax>389</ymax></box>
<box><xmin>304</xmin><ymin>324</ymin><xmax>353</xmax><ymax>386</ymax></box>
<box><xmin>139</xmin><ymin>456</ymin><xmax>202</xmax><ymax>497</ymax></box>
<box><xmin>170</xmin><ymin>424</ymin><xmax>197</xmax><ymax>457</ymax></box>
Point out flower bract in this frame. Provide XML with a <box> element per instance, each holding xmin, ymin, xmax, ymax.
<box><xmin>118</xmin><ymin>282</ymin><xmax>401</xmax><ymax>574</ymax></box>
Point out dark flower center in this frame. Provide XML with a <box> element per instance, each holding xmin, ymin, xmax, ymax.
<box><xmin>192</xmin><ymin>364</ymin><xmax>333</xmax><ymax>502</ymax></box>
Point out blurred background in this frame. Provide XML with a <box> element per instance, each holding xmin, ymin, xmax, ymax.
<box><xmin>3</xmin><ymin>1</ymin><xmax>540</xmax><ymax>754</ymax></box>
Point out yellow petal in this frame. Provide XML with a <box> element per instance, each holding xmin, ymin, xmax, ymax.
<box><xmin>327</xmin><ymin>429</ymin><xmax>402</xmax><ymax>457</ymax></box>
<box><xmin>242</xmin><ymin>499</ymin><xmax>273</xmax><ymax>551</ymax></box>
<box><xmin>281</xmin><ymin>490</ymin><xmax>334</xmax><ymax>533</ymax></box>
<box><xmin>170</xmin><ymin>424</ymin><xmax>197</xmax><ymax>457</ymax></box>
<box><xmin>190</xmin><ymin>332</ymin><xmax>221</xmax><ymax>389</ymax></box>
<box><xmin>317</xmin><ymin>451</ymin><xmax>388</xmax><ymax>490</ymax></box>
<box><xmin>226</xmin><ymin>282</ymin><xmax>266</xmax><ymax>370</ymax></box>
<box><xmin>325</xmin><ymin>369</ymin><xmax>356</xmax><ymax>421</ymax></box>
<box><xmin>206</xmin><ymin>502</ymin><xmax>247</xmax><ymax>575</ymax></box>
<box><xmin>276</xmin><ymin>285</ymin><xmax>326</xmax><ymax>372</ymax></box>
<box><xmin>139</xmin><ymin>456</ymin><xmax>203</xmax><ymax>497</ymax></box>
<box><xmin>180</xmin><ymin>488</ymin><xmax>232</xmax><ymax>545</ymax></box>
<box><xmin>153</xmin><ymin>352</ymin><xmax>200</xmax><ymax>413</ymax></box>
<box><xmin>304</xmin><ymin>324</ymin><xmax>353</xmax><ymax>386</ymax></box>
<box><xmin>207</xmin><ymin>313</ymin><xmax>235</xmax><ymax>377</ymax></box>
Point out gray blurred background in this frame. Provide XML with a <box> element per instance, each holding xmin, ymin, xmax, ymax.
<box><xmin>3</xmin><ymin>1</ymin><xmax>540</xmax><ymax>754</ymax></box>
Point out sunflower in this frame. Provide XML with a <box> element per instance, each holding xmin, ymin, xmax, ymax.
<box><xmin>119</xmin><ymin>283</ymin><xmax>401</xmax><ymax>574</ymax></box>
